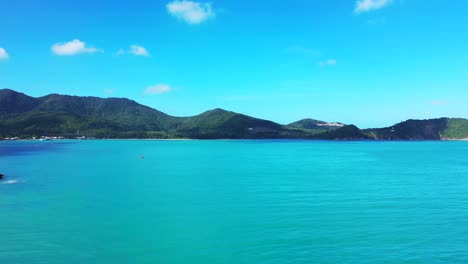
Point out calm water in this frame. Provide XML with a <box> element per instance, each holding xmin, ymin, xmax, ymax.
<box><xmin>1</xmin><ymin>140</ymin><xmax>468</xmax><ymax>263</ymax></box>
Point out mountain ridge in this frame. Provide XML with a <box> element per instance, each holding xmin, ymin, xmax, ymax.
<box><xmin>1</xmin><ymin>89</ymin><xmax>467</xmax><ymax>140</ymax></box>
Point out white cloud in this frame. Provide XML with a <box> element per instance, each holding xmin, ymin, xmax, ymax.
<box><xmin>144</xmin><ymin>84</ymin><xmax>172</xmax><ymax>95</ymax></box>
<box><xmin>167</xmin><ymin>0</ymin><xmax>215</xmax><ymax>25</ymax></box>
<box><xmin>129</xmin><ymin>45</ymin><xmax>150</xmax><ymax>56</ymax></box>
<box><xmin>51</xmin><ymin>39</ymin><xmax>101</xmax><ymax>56</ymax></box>
<box><xmin>355</xmin><ymin>0</ymin><xmax>392</xmax><ymax>13</ymax></box>
<box><xmin>115</xmin><ymin>45</ymin><xmax>150</xmax><ymax>56</ymax></box>
<box><xmin>0</xmin><ymin>48</ymin><xmax>9</xmax><ymax>60</ymax></box>
<box><xmin>319</xmin><ymin>59</ymin><xmax>337</xmax><ymax>66</ymax></box>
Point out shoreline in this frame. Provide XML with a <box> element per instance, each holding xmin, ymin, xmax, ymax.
<box><xmin>2</xmin><ymin>138</ymin><xmax>468</xmax><ymax>142</ymax></box>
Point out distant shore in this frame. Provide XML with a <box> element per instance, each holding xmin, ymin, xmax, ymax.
<box><xmin>0</xmin><ymin>138</ymin><xmax>196</xmax><ymax>141</ymax></box>
<box><xmin>2</xmin><ymin>137</ymin><xmax>468</xmax><ymax>142</ymax></box>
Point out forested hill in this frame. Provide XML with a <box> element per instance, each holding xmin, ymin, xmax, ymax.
<box><xmin>364</xmin><ymin>118</ymin><xmax>468</xmax><ymax>140</ymax></box>
<box><xmin>1</xmin><ymin>89</ymin><xmax>467</xmax><ymax>140</ymax></box>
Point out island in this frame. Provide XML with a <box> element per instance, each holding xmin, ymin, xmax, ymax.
<box><xmin>1</xmin><ymin>89</ymin><xmax>467</xmax><ymax>140</ymax></box>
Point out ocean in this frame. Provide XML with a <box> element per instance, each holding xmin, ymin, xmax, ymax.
<box><xmin>1</xmin><ymin>140</ymin><xmax>468</xmax><ymax>263</ymax></box>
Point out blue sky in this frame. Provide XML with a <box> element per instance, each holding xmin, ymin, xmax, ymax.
<box><xmin>1</xmin><ymin>0</ymin><xmax>467</xmax><ymax>128</ymax></box>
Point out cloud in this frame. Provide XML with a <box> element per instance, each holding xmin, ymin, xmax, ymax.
<box><xmin>319</xmin><ymin>59</ymin><xmax>337</xmax><ymax>66</ymax></box>
<box><xmin>115</xmin><ymin>45</ymin><xmax>150</xmax><ymax>56</ymax></box>
<box><xmin>355</xmin><ymin>0</ymin><xmax>392</xmax><ymax>13</ymax></box>
<box><xmin>167</xmin><ymin>0</ymin><xmax>215</xmax><ymax>25</ymax></box>
<box><xmin>0</xmin><ymin>48</ymin><xmax>9</xmax><ymax>60</ymax></box>
<box><xmin>129</xmin><ymin>45</ymin><xmax>150</xmax><ymax>56</ymax></box>
<box><xmin>144</xmin><ymin>84</ymin><xmax>172</xmax><ymax>95</ymax></box>
<box><xmin>51</xmin><ymin>39</ymin><xmax>101</xmax><ymax>56</ymax></box>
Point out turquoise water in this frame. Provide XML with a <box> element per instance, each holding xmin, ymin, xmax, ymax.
<box><xmin>1</xmin><ymin>140</ymin><xmax>468</xmax><ymax>263</ymax></box>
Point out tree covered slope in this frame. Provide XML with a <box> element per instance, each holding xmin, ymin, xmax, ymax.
<box><xmin>364</xmin><ymin>118</ymin><xmax>468</xmax><ymax>140</ymax></box>
<box><xmin>1</xmin><ymin>89</ymin><xmax>467</xmax><ymax>140</ymax></box>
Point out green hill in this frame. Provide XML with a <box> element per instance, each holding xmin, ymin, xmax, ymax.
<box><xmin>442</xmin><ymin>118</ymin><xmax>468</xmax><ymax>139</ymax></box>
<box><xmin>287</xmin><ymin>118</ymin><xmax>346</xmax><ymax>136</ymax></box>
<box><xmin>364</xmin><ymin>118</ymin><xmax>468</xmax><ymax>140</ymax></box>
<box><xmin>288</xmin><ymin>118</ymin><xmax>345</xmax><ymax>130</ymax></box>
<box><xmin>1</xmin><ymin>89</ymin><xmax>359</xmax><ymax>139</ymax></box>
<box><xmin>315</xmin><ymin>125</ymin><xmax>369</xmax><ymax>140</ymax></box>
<box><xmin>1</xmin><ymin>89</ymin><xmax>467</xmax><ymax>140</ymax></box>
<box><xmin>175</xmin><ymin>108</ymin><xmax>287</xmax><ymax>139</ymax></box>
<box><xmin>0</xmin><ymin>89</ymin><xmax>183</xmax><ymax>138</ymax></box>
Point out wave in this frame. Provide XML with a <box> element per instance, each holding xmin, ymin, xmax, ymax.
<box><xmin>0</xmin><ymin>179</ymin><xmax>24</xmax><ymax>185</ymax></box>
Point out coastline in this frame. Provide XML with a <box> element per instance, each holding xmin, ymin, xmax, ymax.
<box><xmin>443</xmin><ymin>138</ymin><xmax>468</xmax><ymax>141</ymax></box>
<box><xmin>3</xmin><ymin>137</ymin><xmax>468</xmax><ymax>142</ymax></box>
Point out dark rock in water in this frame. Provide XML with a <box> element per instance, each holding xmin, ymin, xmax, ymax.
<box><xmin>0</xmin><ymin>174</ymin><xmax>4</xmax><ymax>180</ymax></box>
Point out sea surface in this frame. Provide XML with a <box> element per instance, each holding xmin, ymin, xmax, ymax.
<box><xmin>1</xmin><ymin>140</ymin><xmax>468</xmax><ymax>264</ymax></box>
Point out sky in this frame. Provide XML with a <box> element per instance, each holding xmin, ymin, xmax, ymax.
<box><xmin>1</xmin><ymin>0</ymin><xmax>467</xmax><ymax>128</ymax></box>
